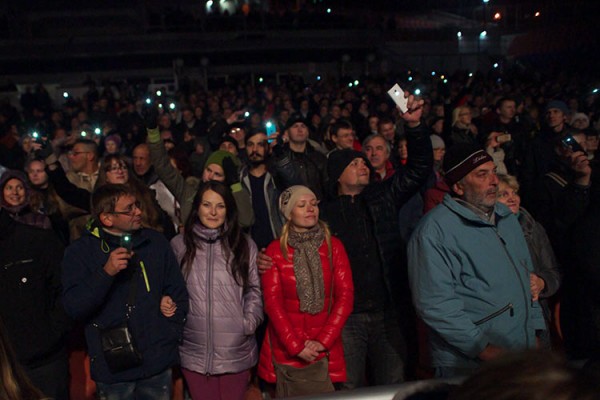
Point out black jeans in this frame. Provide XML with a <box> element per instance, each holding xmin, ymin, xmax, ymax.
<box><xmin>341</xmin><ymin>309</ymin><xmax>407</xmax><ymax>389</ymax></box>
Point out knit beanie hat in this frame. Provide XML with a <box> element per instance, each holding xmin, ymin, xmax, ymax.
<box><xmin>430</xmin><ymin>134</ymin><xmax>445</xmax><ymax>149</ymax></box>
<box><xmin>545</xmin><ymin>100</ymin><xmax>569</xmax><ymax>115</ymax></box>
<box><xmin>204</xmin><ymin>150</ymin><xmax>241</xmax><ymax>169</ymax></box>
<box><xmin>279</xmin><ymin>185</ymin><xmax>316</xmax><ymax>220</ymax></box>
<box><xmin>219</xmin><ymin>136</ymin><xmax>240</xmax><ymax>152</ymax></box>
<box><xmin>104</xmin><ymin>134</ymin><xmax>122</xmax><ymax>148</ymax></box>
<box><xmin>327</xmin><ymin>149</ymin><xmax>371</xmax><ymax>186</ymax></box>
<box><xmin>443</xmin><ymin>144</ymin><xmax>493</xmax><ymax>185</ymax></box>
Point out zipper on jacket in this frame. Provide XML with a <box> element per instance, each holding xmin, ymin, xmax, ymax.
<box><xmin>494</xmin><ymin>229</ymin><xmax>531</xmax><ymax>347</ymax></box>
<box><xmin>205</xmin><ymin>241</ymin><xmax>214</xmax><ymax>374</ymax></box>
<box><xmin>474</xmin><ymin>303</ymin><xmax>514</xmax><ymax>325</ymax></box>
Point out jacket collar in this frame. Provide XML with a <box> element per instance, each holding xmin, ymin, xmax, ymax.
<box><xmin>442</xmin><ymin>194</ymin><xmax>512</xmax><ymax>226</ymax></box>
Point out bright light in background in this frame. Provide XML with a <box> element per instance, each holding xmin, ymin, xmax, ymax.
<box><xmin>63</xmin><ymin>92</ymin><xmax>69</xmax><ymax>98</ymax></box>
<box><xmin>440</xmin><ymin>75</ymin><xmax>445</xmax><ymax>80</ymax></box>
<box><xmin>534</xmin><ymin>11</ymin><xmax>540</xmax><ymax>17</ymax></box>
<box><xmin>81</xmin><ymin>131</ymin><xmax>87</xmax><ymax>137</ymax></box>
<box><xmin>457</xmin><ymin>31</ymin><xmax>462</xmax><ymax>38</ymax></box>
<box><xmin>469</xmin><ymin>72</ymin><xmax>473</xmax><ymax>77</ymax></box>
<box><xmin>493</xmin><ymin>12</ymin><xmax>501</xmax><ymax>20</ymax></box>
<box><xmin>482</xmin><ymin>0</ymin><xmax>489</xmax><ymax>3</ymax></box>
<box><xmin>94</xmin><ymin>128</ymin><xmax>101</xmax><ymax>135</ymax></box>
<box><xmin>354</xmin><ymin>80</ymin><xmax>359</xmax><ymax>86</ymax></box>
<box><xmin>265</xmin><ymin>121</ymin><xmax>273</xmax><ymax>129</ymax></box>
<box><xmin>479</xmin><ymin>30</ymin><xmax>487</xmax><ymax>38</ymax></box>
<box><xmin>431</xmin><ymin>71</ymin><xmax>436</xmax><ymax>76</ymax></box>
<box><xmin>317</xmin><ymin>75</ymin><xmax>321</xmax><ymax>81</ymax></box>
<box><xmin>408</xmin><ymin>76</ymin><xmax>413</xmax><ymax>82</ymax></box>
<box><xmin>156</xmin><ymin>90</ymin><xmax>162</xmax><ymax>96</ymax></box>
<box><xmin>158</xmin><ymin>103</ymin><xmax>163</xmax><ymax>108</ymax></box>
<box><xmin>348</xmin><ymin>83</ymin><xmax>353</xmax><ymax>87</ymax></box>
<box><xmin>32</xmin><ymin>131</ymin><xmax>39</xmax><ymax>138</ymax></box>
<box><xmin>443</xmin><ymin>79</ymin><xmax>448</xmax><ymax>84</ymax></box>
<box><xmin>169</xmin><ymin>102</ymin><xmax>176</xmax><ymax>110</ymax></box>
<box><xmin>145</xmin><ymin>98</ymin><xmax>152</xmax><ymax>105</ymax></box>
<box><xmin>493</xmin><ymin>63</ymin><xmax>499</xmax><ymax>68</ymax></box>
<box><xmin>259</xmin><ymin>77</ymin><xmax>263</xmax><ymax>83</ymax></box>
<box><xmin>414</xmin><ymin>88</ymin><xmax>422</xmax><ymax>96</ymax></box>
<box><xmin>326</xmin><ymin>8</ymin><xmax>331</xmax><ymax>13</ymax></box>
<box><xmin>593</xmin><ymin>88</ymin><xmax>599</xmax><ymax>94</ymax></box>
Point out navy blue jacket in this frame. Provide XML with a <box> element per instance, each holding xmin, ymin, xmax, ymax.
<box><xmin>62</xmin><ymin>222</ymin><xmax>189</xmax><ymax>384</ymax></box>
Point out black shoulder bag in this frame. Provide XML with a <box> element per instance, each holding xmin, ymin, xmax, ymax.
<box><xmin>99</xmin><ymin>268</ymin><xmax>144</xmax><ymax>373</ymax></box>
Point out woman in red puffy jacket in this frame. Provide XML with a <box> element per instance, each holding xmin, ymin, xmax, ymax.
<box><xmin>257</xmin><ymin>185</ymin><xmax>354</xmax><ymax>396</ymax></box>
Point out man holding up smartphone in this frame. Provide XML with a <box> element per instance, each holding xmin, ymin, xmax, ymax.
<box><xmin>529</xmin><ymin>132</ymin><xmax>592</xmax><ymax>267</ymax></box>
<box><xmin>62</xmin><ymin>184</ymin><xmax>189</xmax><ymax>400</ymax></box>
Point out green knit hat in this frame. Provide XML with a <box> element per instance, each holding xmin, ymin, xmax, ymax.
<box><xmin>204</xmin><ymin>150</ymin><xmax>241</xmax><ymax>169</ymax></box>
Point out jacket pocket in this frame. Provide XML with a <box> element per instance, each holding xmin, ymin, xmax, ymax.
<box><xmin>474</xmin><ymin>303</ymin><xmax>514</xmax><ymax>326</ymax></box>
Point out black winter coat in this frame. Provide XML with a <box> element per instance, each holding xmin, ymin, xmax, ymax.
<box><xmin>321</xmin><ymin>124</ymin><xmax>433</xmax><ymax>310</ymax></box>
<box><xmin>0</xmin><ymin>209</ymin><xmax>70</xmax><ymax>368</ymax></box>
<box><xmin>62</xmin><ymin>222</ymin><xmax>189</xmax><ymax>384</ymax></box>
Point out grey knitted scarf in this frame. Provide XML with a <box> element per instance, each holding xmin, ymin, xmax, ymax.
<box><xmin>288</xmin><ymin>224</ymin><xmax>325</xmax><ymax>314</ymax></box>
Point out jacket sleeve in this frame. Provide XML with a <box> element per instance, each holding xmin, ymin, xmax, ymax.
<box><xmin>232</xmin><ymin>185</ymin><xmax>255</xmax><ymax>228</ymax></box>
<box><xmin>46</xmin><ymin>163</ymin><xmax>91</xmax><ymax>211</ymax></box>
<box><xmin>243</xmin><ymin>239</ymin><xmax>264</xmax><ymax>335</ymax></box>
<box><xmin>316</xmin><ymin>238</ymin><xmax>354</xmax><ymax>350</ymax></box>
<box><xmin>207</xmin><ymin>118</ymin><xmax>230</xmax><ymax>150</ymax></box>
<box><xmin>407</xmin><ymin>228</ymin><xmax>489</xmax><ymax>359</ymax></box>
<box><xmin>261</xmin><ymin>245</ymin><xmax>305</xmax><ymax>357</ymax></box>
<box><xmin>161</xmin><ymin>240</ymin><xmax>189</xmax><ymax>325</ymax></box>
<box><xmin>62</xmin><ymin>244</ymin><xmax>116</xmax><ymax>321</ymax></box>
<box><xmin>532</xmin><ymin>221</ymin><xmax>561</xmax><ymax>298</ymax></box>
<box><xmin>388</xmin><ymin>123</ymin><xmax>433</xmax><ymax>209</ymax></box>
<box><xmin>147</xmin><ymin>138</ymin><xmax>188</xmax><ymax>204</ymax></box>
<box><xmin>42</xmin><ymin>232</ymin><xmax>72</xmax><ymax>337</ymax></box>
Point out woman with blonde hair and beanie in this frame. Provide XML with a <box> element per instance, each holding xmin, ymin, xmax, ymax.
<box><xmin>258</xmin><ymin>185</ymin><xmax>354</xmax><ymax>398</ymax></box>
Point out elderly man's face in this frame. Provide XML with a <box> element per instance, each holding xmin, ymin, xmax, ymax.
<box><xmin>453</xmin><ymin>161</ymin><xmax>499</xmax><ymax>212</ymax></box>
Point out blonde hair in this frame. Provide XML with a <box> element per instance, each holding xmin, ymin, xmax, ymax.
<box><xmin>279</xmin><ymin>220</ymin><xmax>332</xmax><ymax>262</ymax></box>
<box><xmin>452</xmin><ymin>105</ymin><xmax>471</xmax><ymax>127</ymax></box>
<box><xmin>497</xmin><ymin>174</ymin><xmax>520</xmax><ymax>192</ymax></box>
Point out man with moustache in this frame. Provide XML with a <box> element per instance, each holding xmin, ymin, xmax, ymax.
<box><xmin>408</xmin><ymin>144</ymin><xmax>543</xmax><ymax>378</ymax></box>
<box><xmin>240</xmin><ymin>129</ymin><xmax>285</xmax><ymax>249</ymax></box>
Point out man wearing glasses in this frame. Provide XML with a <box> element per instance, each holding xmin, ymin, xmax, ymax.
<box><xmin>65</xmin><ymin>139</ymin><xmax>100</xmax><ymax>193</ymax></box>
<box><xmin>62</xmin><ymin>184</ymin><xmax>189</xmax><ymax>399</ymax></box>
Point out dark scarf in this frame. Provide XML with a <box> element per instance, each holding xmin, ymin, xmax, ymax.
<box><xmin>288</xmin><ymin>224</ymin><xmax>325</xmax><ymax>314</ymax></box>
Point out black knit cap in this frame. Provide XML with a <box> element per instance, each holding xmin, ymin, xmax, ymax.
<box><xmin>327</xmin><ymin>149</ymin><xmax>371</xmax><ymax>187</ymax></box>
<box><xmin>285</xmin><ymin>113</ymin><xmax>308</xmax><ymax>131</ymax></box>
<box><xmin>443</xmin><ymin>143</ymin><xmax>493</xmax><ymax>185</ymax></box>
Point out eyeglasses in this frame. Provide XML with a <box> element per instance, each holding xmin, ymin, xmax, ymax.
<box><xmin>106</xmin><ymin>163</ymin><xmax>128</xmax><ymax>172</ymax></box>
<box><xmin>67</xmin><ymin>150</ymin><xmax>90</xmax><ymax>156</ymax></box>
<box><xmin>110</xmin><ymin>201</ymin><xmax>141</xmax><ymax>216</ymax></box>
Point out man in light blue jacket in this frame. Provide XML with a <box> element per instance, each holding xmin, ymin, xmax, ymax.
<box><xmin>408</xmin><ymin>144</ymin><xmax>544</xmax><ymax>378</ymax></box>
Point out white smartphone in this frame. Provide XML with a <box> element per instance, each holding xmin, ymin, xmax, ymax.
<box><xmin>387</xmin><ymin>84</ymin><xmax>409</xmax><ymax>113</ymax></box>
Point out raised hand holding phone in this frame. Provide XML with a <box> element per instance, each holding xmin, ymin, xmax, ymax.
<box><xmin>387</xmin><ymin>84</ymin><xmax>409</xmax><ymax>113</ymax></box>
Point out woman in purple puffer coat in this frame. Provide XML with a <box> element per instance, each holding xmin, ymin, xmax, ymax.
<box><xmin>170</xmin><ymin>181</ymin><xmax>263</xmax><ymax>400</ymax></box>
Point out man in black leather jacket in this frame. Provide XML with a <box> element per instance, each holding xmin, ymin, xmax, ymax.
<box><xmin>268</xmin><ymin>115</ymin><xmax>328</xmax><ymax>200</ymax></box>
<box><xmin>321</xmin><ymin>96</ymin><xmax>432</xmax><ymax>388</ymax></box>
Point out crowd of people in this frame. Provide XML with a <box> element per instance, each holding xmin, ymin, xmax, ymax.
<box><xmin>0</xmin><ymin>65</ymin><xmax>599</xmax><ymax>399</ymax></box>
